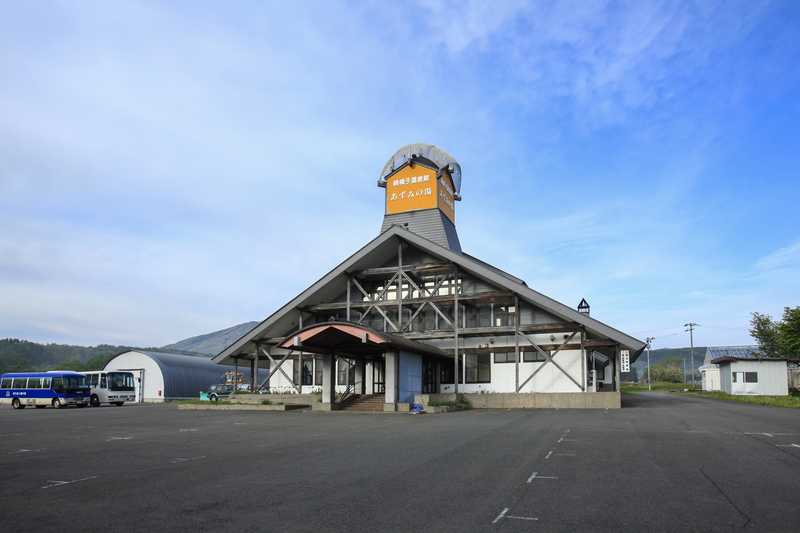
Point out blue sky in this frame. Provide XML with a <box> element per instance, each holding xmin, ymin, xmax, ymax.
<box><xmin>1</xmin><ymin>0</ymin><xmax>798</xmax><ymax>348</ymax></box>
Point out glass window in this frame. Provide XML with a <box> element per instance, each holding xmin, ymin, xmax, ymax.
<box><xmin>466</xmin><ymin>353</ymin><xmax>491</xmax><ymax>383</ymax></box>
<box><xmin>523</xmin><ymin>349</ymin><xmax>547</xmax><ymax>362</ymax></box>
<box><xmin>745</xmin><ymin>372</ymin><xmax>758</xmax><ymax>383</ymax></box>
<box><xmin>42</xmin><ymin>378</ymin><xmax>51</xmax><ymax>389</ymax></box>
<box><xmin>52</xmin><ymin>377</ymin><xmax>64</xmax><ymax>392</ymax></box>
<box><xmin>11</xmin><ymin>378</ymin><xmax>27</xmax><ymax>389</ymax></box>
<box><xmin>27</xmin><ymin>378</ymin><xmax>41</xmax><ymax>389</ymax></box>
<box><xmin>337</xmin><ymin>359</ymin><xmax>351</xmax><ymax>386</ymax></box>
<box><xmin>0</xmin><ymin>378</ymin><xmax>11</xmax><ymax>389</ymax></box>
<box><xmin>732</xmin><ymin>372</ymin><xmax>737</xmax><ymax>383</ymax></box>
<box><xmin>109</xmin><ymin>373</ymin><xmax>134</xmax><ymax>391</ymax></box>
<box><xmin>100</xmin><ymin>375</ymin><xmax>107</xmax><ymax>388</ymax></box>
<box><xmin>440</xmin><ymin>358</ymin><xmax>463</xmax><ymax>384</ymax></box>
<box><xmin>494</xmin><ymin>351</ymin><xmax>517</xmax><ymax>363</ymax></box>
<box><xmin>314</xmin><ymin>357</ymin><xmax>323</xmax><ymax>386</ymax></box>
<box><xmin>90</xmin><ymin>374</ymin><xmax>99</xmax><ymax>386</ymax></box>
<box><xmin>302</xmin><ymin>358</ymin><xmax>314</xmax><ymax>386</ymax></box>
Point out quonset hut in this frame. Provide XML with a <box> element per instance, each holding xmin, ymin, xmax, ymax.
<box><xmin>214</xmin><ymin>144</ymin><xmax>646</xmax><ymax>410</ymax></box>
<box><xmin>106</xmin><ymin>350</ymin><xmax>261</xmax><ymax>403</ymax></box>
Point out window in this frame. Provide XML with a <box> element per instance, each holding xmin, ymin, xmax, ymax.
<box><xmin>302</xmin><ymin>358</ymin><xmax>314</xmax><ymax>386</ymax></box>
<box><xmin>51</xmin><ymin>377</ymin><xmax>64</xmax><ymax>392</ymax></box>
<box><xmin>494</xmin><ymin>351</ymin><xmax>517</xmax><ymax>363</ymax></box>
<box><xmin>100</xmin><ymin>375</ymin><xmax>107</xmax><ymax>388</ymax></box>
<box><xmin>732</xmin><ymin>372</ymin><xmax>737</xmax><ymax>383</ymax></box>
<box><xmin>745</xmin><ymin>372</ymin><xmax>758</xmax><ymax>383</ymax></box>
<box><xmin>0</xmin><ymin>378</ymin><xmax>11</xmax><ymax>389</ymax></box>
<box><xmin>523</xmin><ymin>350</ymin><xmax>547</xmax><ymax>363</ymax></box>
<box><xmin>90</xmin><ymin>374</ymin><xmax>99</xmax><ymax>386</ymax></box>
<box><xmin>466</xmin><ymin>353</ymin><xmax>491</xmax><ymax>383</ymax></box>
<box><xmin>27</xmin><ymin>378</ymin><xmax>42</xmax><ymax>389</ymax></box>
<box><xmin>11</xmin><ymin>378</ymin><xmax>27</xmax><ymax>389</ymax></box>
<box><xmin>314</xmin><ymin>357</ymin><xmax>323</xmax><ymax>386</ymax></box>
<box><xmin>337</xmin><ymin>359</ymin><xmax>353</xmax><ymax>386</ymax></box>
<box><xmin>42</xmin><ymin>378</ymin><xmax>51</xmax><ymax>389</ymax></box>
<box><xmin>440</xmin><ymin>358</ymin><xmax>463</xmax><ymax>384</ymax></box>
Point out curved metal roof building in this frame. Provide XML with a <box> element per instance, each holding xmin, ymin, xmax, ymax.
<box><xmin>105</xmin><ymin>350</ymin><xmax>258</xmax><ymax>402</ymax></box>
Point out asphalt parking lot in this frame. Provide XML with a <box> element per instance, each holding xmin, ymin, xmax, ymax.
<box><xmin>2</xmin><ymin>393</ymin><xmax>800</xmax><ymax>533</ymax></box>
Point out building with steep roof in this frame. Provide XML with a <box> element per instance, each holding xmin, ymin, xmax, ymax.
<box><xmin>214</xmin><ymin>144</ymin><xmax>646</xmax><ymax>410</ymax></box>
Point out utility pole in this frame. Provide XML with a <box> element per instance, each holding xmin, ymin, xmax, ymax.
<box><xmin>645</xmin><ymin>337</ymin><xmax>655</xmax><ymax>391</ymax></box>
<box><xmin>684</xmin><ymin>322</ymin><xmax>699</xmax><ymax>389</ymax></box>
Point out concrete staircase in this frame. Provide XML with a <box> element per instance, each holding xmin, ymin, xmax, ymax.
<box><xmin>339</xmin><ymin>394</ymin><xmax>384</xmax><ymax>412</ymax></box>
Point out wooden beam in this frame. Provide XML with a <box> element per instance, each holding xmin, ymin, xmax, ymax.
<box><xmin>259</xmin><ymin>346</ymin><xmax>300</xmax><ymax>393</ymax></box>
<box><xmin>517</xmin><ymin>331</ymin><xmax>580</xmax><ymax>392</ymax></box>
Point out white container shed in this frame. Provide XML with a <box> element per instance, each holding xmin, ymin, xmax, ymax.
<box><xmin>713</xmin><ymin>357</ymin><xmax>789</xmax><ymax>396</ymax></box>
<box><xmin>105</xmin><ymin>350</ymin><xmax>255</xmax><ymax>403</ymax></box>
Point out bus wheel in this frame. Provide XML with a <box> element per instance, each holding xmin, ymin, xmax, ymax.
<box><xmin>12</xmin><ymin>398</ymin><xmax>22</xmax><ymax>409</ymax></box>
<box><xmin>90</xmin><ymin>395</ymin><xmax>100</xmax><ymax>407</ymax></box>
<box><xmin>52</xmin><ymin>398</ymin><xmax>63</xmax><ymax>409</ymax></box>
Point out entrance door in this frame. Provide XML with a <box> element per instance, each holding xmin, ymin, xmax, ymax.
<box><xmin>731</xmin><ymin>371</ymin><xmax>745</xmax><ymax>394</ymax></box>
<box><xmin>373</xmin><ymin>359</ymin><xmax>385</xmax><ymax>394</ymax></box>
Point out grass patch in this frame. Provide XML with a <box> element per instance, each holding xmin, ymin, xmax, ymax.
<box><xmin>428</xmin><ymin>399</ymin><xmax>471</xmax><ymax>410</ymax></box>
<box><xmin>685</xmin><ymin>390</ymin><xmax>800</xmax><ymax>408</ymax></box>
<box><xmin>622</xmin><ymin>382</ymin><xmax>700</xmax><ymax>393</ymax></box>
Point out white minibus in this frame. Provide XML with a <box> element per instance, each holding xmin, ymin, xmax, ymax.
<box><xmin>82</xmin><ymin>371</ymin><xmax>136</xmax><ymax>406</ymax></box>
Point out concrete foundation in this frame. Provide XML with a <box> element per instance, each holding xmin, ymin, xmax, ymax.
<box><xmin>416</xmin><ymin>392</ymin><xmax>621</xmax><ymax>409</ymax></box>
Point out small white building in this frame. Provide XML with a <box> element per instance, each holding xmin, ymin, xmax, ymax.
<box><xmin>713</xmin><ymin>356</ymin><xmax>789</xmax><ymax>396</ymax></box>
<box><xmin>700</xmin><ymin>346</ymin><xmax>758</xmax><ymax>391</ymax></box>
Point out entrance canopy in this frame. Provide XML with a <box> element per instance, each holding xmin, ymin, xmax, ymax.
<box><xmin>279</xmin><ymin>322</ymin><xmax>448</xmax><ymax>359</ymax></box>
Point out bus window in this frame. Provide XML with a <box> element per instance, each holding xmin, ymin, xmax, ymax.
<box><xmin>11</xmin><ymin>378</ymin><xmax>27</xmax><ymax>389</ymax></box>
<box><xmin>0</xmin><ymin>378</ymin><xmax>11</xmax><ymax>389</ymax></box>
<box><xmin>89</xmin><ymin>374</ymin><xmax>99</xmax><ymax>387</ymax></box>
<box><xmin>42</xmin><ymin>377</ymin><xmax>51</xmax><ymax>389</ymax></box>
<box><xmin>100</xmin><ymin>375</ymin><xmax>107</xmax><ymax>388</ymax></box>
<box><xmin>51</xmin><ymin>377</ymin><xmax>64</xmax><ymax>392</ymax></box>
<box><xmin>27</xmin><ymin>378</ymin><xmax>42</xmax><ymax>389</ymax></box>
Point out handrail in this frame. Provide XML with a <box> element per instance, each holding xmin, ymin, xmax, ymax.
<box><xmin>336</xmin><ymin>383</ymin><xmax>356</xmax><ymax>404</ymax></box>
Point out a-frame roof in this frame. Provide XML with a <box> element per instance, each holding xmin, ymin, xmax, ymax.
<box><xmin>213</xmin><ymin>225</ymin><xmax>645</xmax><ymax>364</ymax></box>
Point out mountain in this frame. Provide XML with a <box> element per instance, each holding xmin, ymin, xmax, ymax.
<box><xmin>0</xmin><ymin>339</ymin><xmax>152</xmax><ymax>374</ymax></box>
<box><xmin>162</xmin><ymin>321</ymin><xmax>258</xmax><ymax>356</ymax></box>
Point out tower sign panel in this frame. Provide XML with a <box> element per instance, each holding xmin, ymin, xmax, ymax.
<box><xmin>385</xmin><ymin>164</ymin><xmax>438</xmax><ymax>215</ymax></box>
<box><xmin>438</xmin><ymin>172</ymin><xmax>456</xmax><ymax>223</ymax></box>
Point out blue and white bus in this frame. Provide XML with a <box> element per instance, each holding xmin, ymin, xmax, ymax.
<box><xmin>0</xmin><ymin>371</ymin><xmax>91</xmax><ymax>409</ymax></box>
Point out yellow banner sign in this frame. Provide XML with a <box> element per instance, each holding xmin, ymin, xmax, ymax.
<box><xmin>438</xmin><ymin>171</ymin><xmax>456</xmax><ymax>223</ymax></box>
<box><xmin>386</xmin><ymin>165</ymin><xmax>438</xmax><ymax>215</ymax></box>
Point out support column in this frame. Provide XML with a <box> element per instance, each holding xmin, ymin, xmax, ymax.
<box><xmin>514</xmin><ymin>294</ymin><xmax>520</xmax><ymax>393</ymax></box>
<box><xmin>366</xmin><ymin>361</ymin><xmax>374</xmax><ymax>394</ymax></box>
<box><xmin>253</xmin><ymin>343</ymin><xmax>260</xmax><ymax>392</ymax></box>
<box><xmin>581</xmin><ymin>328</ymin><xmax>587</xmax><ymax>393</ymax></box>
<box><xmin>453</xmin><ymin>270</ymin><xmax>459</xmax><ymax>394</ymax></box>
<box><xmin>321</xmin><ymin>353</ymin><xmax>335</xmax><ymax>405</ymax></box>
<box><xmin>355</xmin><ymin>359</ymin><xmax>365</xmax><ymax>395</ymax></box>
<box><xmin>250</xmin><ymin>357</ymin><xmax>256</xmax><ymax>392</ymax></box>
<box><xmin>384</xmin><ymin>351</ymin><xmax>398</xmax><ymax>409</ymax></box>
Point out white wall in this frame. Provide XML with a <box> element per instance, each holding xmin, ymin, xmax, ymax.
<box><xmin>104</xmin><ymin>352</ymin><xmax>165</xmax><ymax>403</ymax></box>
<box><xmin>440</xmin><ymin>350</ymin><xmax>584</xmax><ymax>393</ymax></box>
<box><xmin>721</xmin><ymin>360</ymin><xmax>788</xmax><ymax>396</ymax></box>
<box><xmin>701</xmin><ymin>366</ymin><xmax>721</xmax><ymax>391</ymax></box>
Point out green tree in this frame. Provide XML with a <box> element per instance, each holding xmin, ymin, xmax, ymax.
<box><xmin>649</xmin><ymin>359</ymin><xmax>683</xmax><ymax>383</ymax></box>
<box><xmin>750</xmin><ymin>312</ymin><xmax>781</xmax><ymax>357</ymax></box>
<box><xmin>750</xmin><ymin>307</ymin><xmax>800</xmax><ymax>358</ymax></box>
<box><xmin>777</xmin><ymin>307</ymin><xmax>800</xmax><ymax>357</ymax></box>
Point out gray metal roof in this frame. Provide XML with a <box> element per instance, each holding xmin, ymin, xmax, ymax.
<box><xmin>704</xmin><ymin>346</ymin><xmax>759</xmax><ymax>365</ymax></box>
<box><xmin>379</xmin><ymin>143</ymin><xmax>462</xmax><ymax>195</ymax></box>
<box><xmin>214</xmin><ymin>225</ymin><xmax>645</xmax><ymax>363</ymax></box>
<box><xmin>381</xmin><ymin>210</ymin><xmax>462</xmax><ymax>252</ymax></box>
<box><xmin>111</xmin><ymin>350</ymin><xmax>263</xmax><ymax>399</ymax></box>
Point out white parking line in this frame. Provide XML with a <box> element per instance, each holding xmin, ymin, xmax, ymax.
<box><xmin>106</xmin><ymin>436</ymin><xmax>132</xmax><ymax>441</ymax></box>
<box><xmin>8</xmin><ymin>448</ymin><xmax>42</xmax><ymax>455</ymax></box>
<box><xmin>554</xmin><ymin>452</ymin><xmax>576</xmax><ymax>457</ymax></box>
<box><xmin>492</xmin><ymin>508</ymin><xmax>508</xmax><ymax>524</ymax></box>
<box><xmin>744</xmin><ymin>432</ymin><xmax>774</xmax><ymax>438</ymax></box>
<box><xmin>170</xmin><ymin>455</ymin><xmax>207</xmax><ymax>464</ymax></box>
<box><xmin>776</xmin><ymin>443</ymin><xmax>800</xmax><ymax>448</ymax></box>
<box><xmin>545</xmin><ymin>450</ymin><xmax>553</xmax><ymax>459</ymax></box>
<box><xmin>506</xmin><ymin>514</ymin><xmax>538</xmax><ymax>522</ymax></box>
<box><xmin>42</xmin><ymin>476</ymin><xmax>97</xmax><ymax>489</ymax></box>
<box><xmin>179</xmin><ymin>428</ymin><xmax>198</xmax><ymax>432</ymax></box>
<box><xmin>527</xmin><ymin>471</ymin><xmax>558</xmax><ymax>483</ymax></box>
